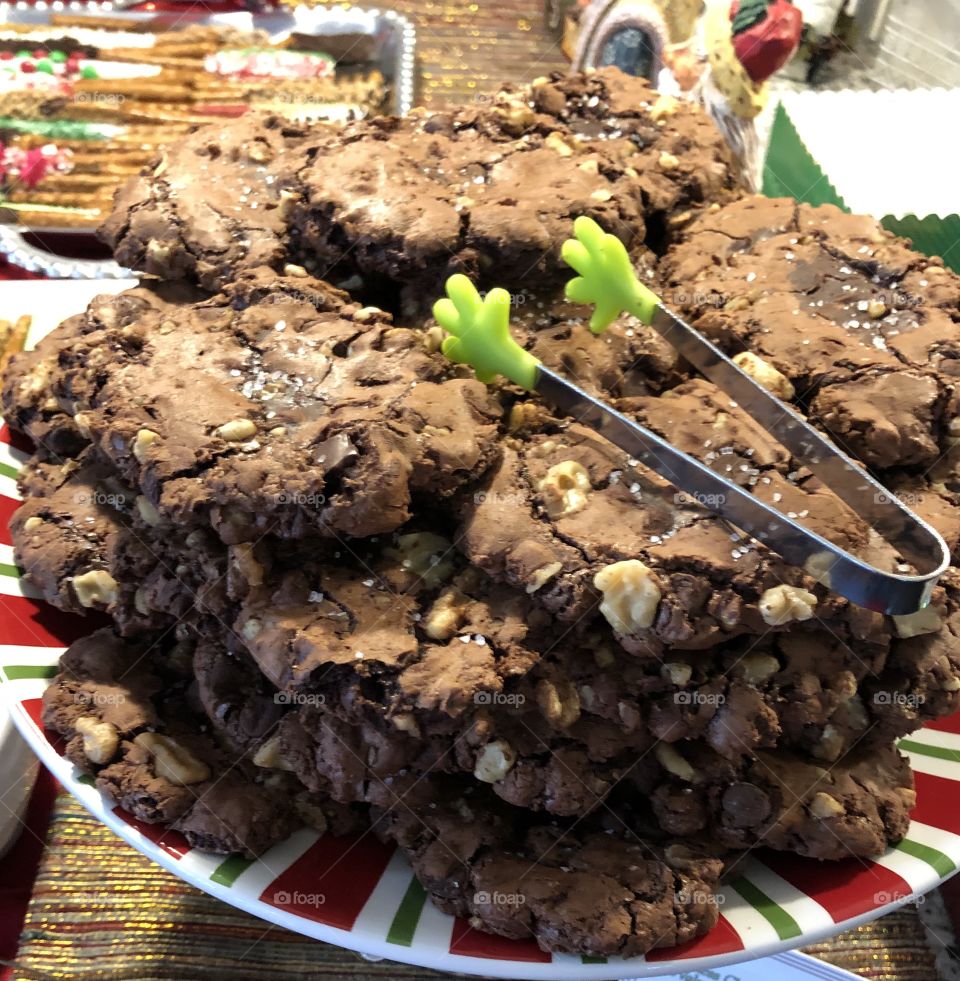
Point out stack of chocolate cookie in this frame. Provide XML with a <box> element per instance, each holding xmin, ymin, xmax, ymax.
<box><xmin>5</xmin><ymin>68</ymin><xmax>960</xmax><ymax>959</ymax></box>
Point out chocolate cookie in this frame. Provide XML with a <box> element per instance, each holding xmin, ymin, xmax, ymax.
<box><xmin>41</xmin><ymin>629</ymin><xmax>297</xmax><ymax>856</ymax></box>
<box><xmin>191</xmin><ymin>638</ymin><xmax>369</xmax><ymax>838</ymax></box>
<box><xmin>2</xmin><ymin>282</ymin><xmax>203</xmax><ymax>460</ymax></box>
<box><xmin>487</xmin><ymin>729</ymin><xmax>915</xmax><ymax>862</ymax></box>
<box><xmin>457</xmin><ymin>413</ymin><xmax>889</xmax><ymax>655</ymax></box>
<box><xmin>99</xmin><ymin>114</ymin><xmax>314</xmax><ymax>292</ymax></box>
<box><xmin>369</xmin><ymin>774</ymin><xmax>725</xmax><ymax>958</ymax></box>
<box><xmin>11</xmin><ymin>452</ymin><xmax>239</xmax><ymax>634</ymax></box>
<box><xmin>227</xmin><ymin>543</ymin><xmax>949</xmax><ymax>822</ymax></box>
<box><xmin>3</xmin><ymin>268</ymin><xmax>503</xmax><ymax>542</ymax></box>
<box><xmin>659</xmin><ymin>196</ymin><xmax>960</xmax><ymax>470</ymax></box>
<box><xmin>526</xmin><ymin>68</ymin><xmax>739</xmax><ymax>236</ymax></box>
<box><xmin>99</xmin><ymin>69</ymin><xmax>738</xmax><ymax>305</ymax></box>
<box><xmin>20</xmin><ymin>458</ymin><xmax>956</xmax><ymax>802</ymax></box>
<box><xmin>286</xmin><ymin>69</ymin><xmax>737</xmax><ymax>307</ymax></box>
<box><xmin>667</xmin><ymin>741</ymin><xmax>916</xmax><ymax>860</ymax></box>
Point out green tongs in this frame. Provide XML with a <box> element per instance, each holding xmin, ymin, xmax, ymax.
<box><xmin>433</xmin><ymin>217</ymin><xmax>949</xmax><ymax>616</ymax></box>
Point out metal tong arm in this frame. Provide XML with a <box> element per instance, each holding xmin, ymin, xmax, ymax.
<box><xmin>558</xmin><ymin>216</ymin><xmax>948</xmax><ymax>615</ymax></box>
<box><xmin>536</xmin><ymin>353</ymin><xmax>946</xmax><ymax>615</ymax></box>
<box><xmin>431</xmin><ymin>222</ymin><xmax>950</xmax><ymax>615</ymax></box>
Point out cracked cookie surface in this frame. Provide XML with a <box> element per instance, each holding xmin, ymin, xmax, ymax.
<box><xmin>289</xmin><ymin>70</ymin><xmax>737</xmax><ymax>306</ymax></box>
<box><xmin>99</xmin><ymin>114</ymin><xmax>315</xmax><ymax>292</ymax></box>
<box><xmin>660</xmin><ymin>196</ymin><xmax>960</xmax><ymax>471</ymax></box>
<box><xmin>370</xmin><ymin>774</ymin><xmax>725</xmax><ymax>958</ymax></box>
<box><xmin>99</xmin><ymin>71</ymin><xmax>737</xmax><ymax>305</ymax></box>
<box><xmin>3</xmin><ymin>268</ymin><xmax>503</xmax><ymax>543</ymax></box>
<box><xmin>457</xmin><ymin>411</ymin><xmax>894</xmax><ymax>655</ymax></box>
<box><xmin>41</xmin><ymin>629</ymin><xmax>298</xmax><ymax>856</ymax></box>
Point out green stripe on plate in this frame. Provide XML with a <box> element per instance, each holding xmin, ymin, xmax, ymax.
<box><xmin>581</xmin><ymin>955</ymin><xmax>607</xmax><ymax>963</ymax></box>
<box><xmin>728</xmin><ymin>876</ymin><xmax>802</xmax><ymax>940</ymax></box>
<box><xmin>0</xmin><ymin>460</ymin><xmax>19</xmax><ymax>480</ymax></box>
<box><xmin>76</xmin><ymin>773</ymin><xmax>96</xmax><ymax>787</ymax></box>
<box><xmin>895</xmin><ymin>838</ymin><xmax>956</xmax><ymax>878</ymax></box>
<box><xmin>899</xmin><ymin>738</ymin><xmax>960</xmax><ymax>764</ymax></box>
<box><xmin>210</xmin><ymin>854</ymin><xmax>253</xmax><ymax>887</ymax></box>
<box><xmin>0</xmin><ymin>562</ymin><xmax>21</xmax><ymax>579</ymax></box>
<box><xmin>3</xmin><ymin>664</ymin><xmax>57</xmax><ymax>681</ymax></box>
<box><xmin>386</xmin><ymin>876</ymin><xmax>427</xmax><ymax>946</ymax></box>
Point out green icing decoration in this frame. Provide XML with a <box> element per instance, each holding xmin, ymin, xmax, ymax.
<box><xmin>80</xmin><ymin>64</ymin><xmax>99</xmax><ymax>79</ymax></box>
<box><xmin>35</xmin><ymin>59</ymin><xmax>54</xmax><ymax>74</ymax></box>
<box><xmin>731</xmin><ymin>0</ymin><xmax>772</xmax><ymax>36</ymax></box>
<box><xmin>562</xmin><ymin>216</ymin><xmax>660</xmax><ymax>333</ymax></box>
<box><xmin>0</xmin><ymin>117</ymin><xmax>117</xmax><ymax>140</ymax></box>
<box><xmin>433</xmin><ymin>275</ymin><xmax>540</xmax><ymax>390</ymax></box>
<box><xmin>50</xmin><ymin>50</ymin><xmax>67</xmax><ymax>63</ymax></box>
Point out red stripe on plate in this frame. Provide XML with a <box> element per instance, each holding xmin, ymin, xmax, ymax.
<box><xmin>0</xmin><ymin>423</ymin><xmax>32</xmax><ymax>455</ymax></box>
<box><xmin>20</xmin><ymin>696</ymin><xmax>43</xmax><ymax>730</ymax></box>
<box><xmin>646</xmin><ymin>912</ymin><xmax>743</xmax><ymax>962</ymax></box>
<box><xmin>0</xmin><ymin>495</ymin><xmax>20</xmax><ymax>546</ymax></box>
<box><xmin>111</xmin><ymin>808</ymin><xmax>191</xmax><ymax>858</ymax></box>
<box><xmin>449</xmin><ymin>919</ymin><xmax>551</xmax><ymax>963</ymax></box>
<box><xmin>260</xmin><ymin>833</ymin><xmax>395</xmax><ymax>929</ymax></box>
<box><xmin>920</xmin><ymin>714</ymin><xmax>960</xmax><ymax>735</ymax></box>
<box><xmin>19</xmin><ymin>696</ymin><xmax>65</xmax><ymax>754</ymax></box>
<box><xmin>912</xmin><ymin>770</ymin><xmax>960</xmax><ymax>835</ymax></box>
<box><xmin>0</xmin><ymin>593</ymin><xmax>100</xmax><ymax>646</ymax></box>
<box><xmin>762</xmin><ymin>853</ymin><xmax>910</xmax><ymax>921</ymax></box>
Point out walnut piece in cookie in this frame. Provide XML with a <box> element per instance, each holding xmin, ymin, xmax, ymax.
<box><xmin>594</xmin><ymin>560</ymin><xmax>661</xmax><ymax>633</ymax></box>
<box><xmin>758</xmin><ymin>585</ymin><xmax>818</xmax><ymax>626</ymax></box>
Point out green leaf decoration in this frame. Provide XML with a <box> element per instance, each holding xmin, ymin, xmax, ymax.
<box><xmin>762</xmin><ymin>101</ymin><xmax>846</xmax><ymax>208</ymax></box>
<box><xmin>762</xmin><ymin>101</ymin><xmax>960</xmax><ymax>274</ymax></box>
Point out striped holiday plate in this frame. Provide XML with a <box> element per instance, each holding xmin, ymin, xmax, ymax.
<box><xmin>4</xmin><ymin>440</ymin><xmax>960</xmax><ymax>979</ymax></box>
<box><xmin>3</xmin><ymin>283</ymin><xmax>960</xmax><ymax>977</ymax></box>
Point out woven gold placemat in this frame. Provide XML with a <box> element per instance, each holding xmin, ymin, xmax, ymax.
<box><xmin>6</xmin><ymin>791</ymin><xmax>942</xmax><ymax>981</ymax></box>
<box><xmin>2</xmin><ymin>4</ymin><xmax>945</xmax><ymax>979</ymax></box>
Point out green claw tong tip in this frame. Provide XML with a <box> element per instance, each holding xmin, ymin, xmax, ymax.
<box><xmin>432</xmin><ymin>217</ymin><xmax>660</xmax><ymax>387</ymax></box>
<box><xmin>561</xmin><ymin>215</ymin><xmax>660</xmax><ymax>334</ymax></box>
<box><xmin>432</xmin><ymin>274</ymin><xmax>539</xmax><ymax>390</ymax></box>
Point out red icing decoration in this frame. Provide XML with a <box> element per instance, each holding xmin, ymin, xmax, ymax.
<box><xmin>22</xmin><ymin>148</ymin><xmax>54</xmax><ymax>188</ymax></box>
<box><xmin>1</xmin><ymin>141</ymin><xmax>73</xmax><ymax>191</ymax></box>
